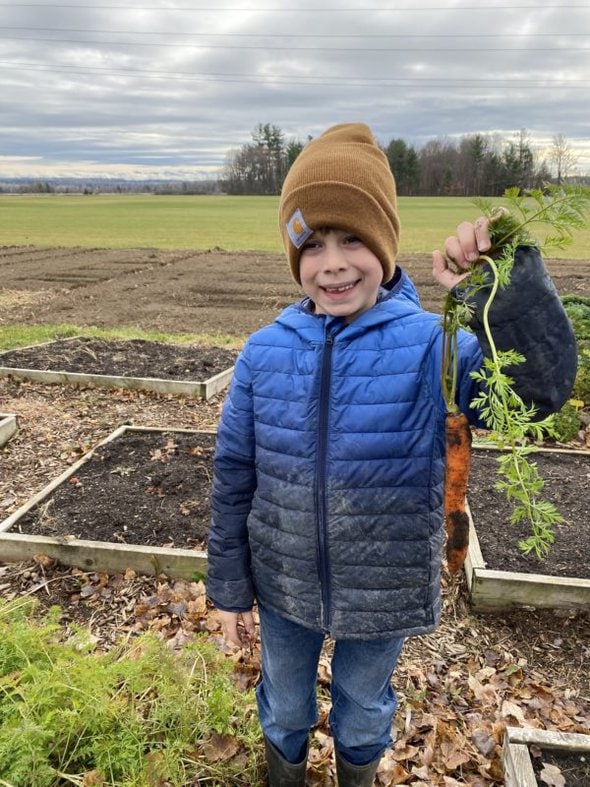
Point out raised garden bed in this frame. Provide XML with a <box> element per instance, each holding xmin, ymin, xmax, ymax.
<box><xmin>3</xmin><ymin>430</ymin><xmax>588</xmax><ymax>603</ymax></box>
<box><xmin>502</xmin><ymin>726</ymin><xmax>590</xmax><ymax>786</ymax></box>
<box><xmin>0</xmin><ymin>426</ymin><xmax>213</xmax><ymax>579</ymax></box>
<box><xmin>0</xmin><ymin>413</ymin><xmax>18</xmax><ymax>447</ymax></box>
<box><xmin>0</xmin><ymin>336</ymin><xmax>237</xmax><ymax>398</ymax></box>
<box><xmin>465</xmin><ymin>446</ymin><xmax>590</xmax><ymax>611</ymax></box>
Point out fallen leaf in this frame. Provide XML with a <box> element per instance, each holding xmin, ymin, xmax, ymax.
<box><xmin>440</xmin><ymin>740</ymin><xmax>471</xmax><ymax>770</ymax></box>
<box><xmin>32</xmin><ymin>553</ymin><xmax>56</xmax><ymax>568</ymax></box>
<box><xmin>201</xmin><ymin>732</ymin><xmax>239</xmax><ymax>762</ymax></box>
<box><xmin>377</xmin><ymin>761</ymin><xmax>410</xmax><ymax>784</ymax></box>
<box><xmin>391</xmin><ymin>740</ymin><xmax>420</xmax><ymax>761</ymax></box>
<box><xmin>501</xmin><ymin>700</ymin><xmax>528</xmax><ymax>726</ymax></box>
<box><xmin>471</xmin><ymin>729</ymin><xmax>496</xmax><ymax>757</ymax></box>
<box><xmin>82</xmin><ymin>771</ymin><xmax>106</xmax><ymax>786</ymax></box>
<box><xmin>539</xmin><ymin>762</ymin><xmax>566</xmax><ymax>787</ymax></box>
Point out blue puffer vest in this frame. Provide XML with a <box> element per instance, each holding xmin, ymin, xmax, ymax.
<box><xmin>207</xmin><ymin>250</ymin><xmax>577</xmax><ymax>640</ymax></box>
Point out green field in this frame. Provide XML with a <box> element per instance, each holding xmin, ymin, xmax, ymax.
<box><xmin>1</xmin><ymin>193</ymin><xmax>589</xmax><ymax>257</ymax></box>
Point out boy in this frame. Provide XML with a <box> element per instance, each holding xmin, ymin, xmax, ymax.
<box><xmin>206</xmin><ymin>123</ymin><xmax>576</xmax><ymax>786</ymax></box>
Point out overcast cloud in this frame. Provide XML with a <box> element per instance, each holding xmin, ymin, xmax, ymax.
<box><xmin>0</xmin><ymin>0</ymin><xmax>589</xmax><ymax>180</ymax></box>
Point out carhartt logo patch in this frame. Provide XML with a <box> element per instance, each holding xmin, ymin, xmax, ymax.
<box><xmin>286</xmin><ymin>209</ymin><xmax>312</xmax><ymax>248</ymax></box>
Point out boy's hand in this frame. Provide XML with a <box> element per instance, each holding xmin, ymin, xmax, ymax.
<box><xmin>432</xmin><ymin>217</ymin><xmax>492</xmax><ymax>290</ymax></box>
<box><xmin>217</xmin><ymin>608</ymin><xmax>256</xmax><ymax>649</ymax></box>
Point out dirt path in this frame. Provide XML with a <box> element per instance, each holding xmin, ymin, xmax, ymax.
<box><xmin>2</xmin><ymin>246</ymin><xmax>589</xmax><ymax>338</ymax></box>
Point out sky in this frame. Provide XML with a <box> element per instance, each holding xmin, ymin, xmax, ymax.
<box><xmin>0</xmin><ymin>1</ymin><xmax>589</xmax><ymax>181</ymax></box>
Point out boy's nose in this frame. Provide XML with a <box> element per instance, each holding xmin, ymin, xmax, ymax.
<box><xmin>323</xmin><ymin>244</ymin><xmax>347</xmax><ymax>271</ymax></box>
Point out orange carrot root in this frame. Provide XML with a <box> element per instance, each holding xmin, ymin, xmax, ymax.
<box><xmin>444</xmin><ymin>412</ymin><xmax>472</xmax><ymax>573</ymax></box>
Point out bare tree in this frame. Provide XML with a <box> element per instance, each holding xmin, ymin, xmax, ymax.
<box><xmin>548</xmin><ymin>133</ymin><xmax>578</xmax><ymax>184</ymax></box>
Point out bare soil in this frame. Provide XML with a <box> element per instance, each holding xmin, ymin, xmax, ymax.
<box><xmin>7</xmin><ymin>429</ymin><xmax>590</xmax><ymax>581</ymax></box>
<box><xmin>0</xmin><ymin>337</ymin><xmax>237</xmax><ymax>379</ymax></box>
<box><xmin>1</xmin><ymin>245</ymin><xmax>589</xmax><ymax>337</ymax></box>
<box><xmin>0</xmin><ymin>246</ymin><xmax>303</xmax><ymax>337</ymax></box>
<box><xmin>12</xmin><ymin>429</ymin><xmax>216</xmax><ymax>549</ymax></box>
<box><xmin>468</xmin><ymin>449</ymin><xmax>590</xmax><ymax>578</ymax></box>
<box><xmin>530</xmin><ymin>746</ymin><xmax>590</xmax><ymax>786</ymax></box>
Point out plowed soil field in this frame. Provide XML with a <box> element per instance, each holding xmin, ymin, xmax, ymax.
<box><xmin>2</xmin><ymin>246</ymin><xmax>589</xmax><ymax>337</ymax></box>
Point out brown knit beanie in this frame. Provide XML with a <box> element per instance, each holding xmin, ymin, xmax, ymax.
<box><xmin>279</xmin><ymin>122</ymin><xmax>400</xmax><ymax>284</ymax></box>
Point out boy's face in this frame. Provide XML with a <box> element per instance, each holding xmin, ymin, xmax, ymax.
<box><xmin>299</xmin><ymin>228</ymin><xmax>384</xmax><ymax>323</ymax></box>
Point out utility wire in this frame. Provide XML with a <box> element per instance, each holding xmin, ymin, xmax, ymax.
<box><xmin>0</xmin><ymin>3</ymin><xmax>589</xmax><ymax>9</ymax></box>
<box><xmin>0</xmin><ymin>60</ymin><xmax>590</xmax><ymax>85</ymax></box>
<box><xmin>0</xmin><ymin>34</ymin><xmax>588</xmax><ymax>50</ymax></box>
<box><xmin>1</xmin><ymin>60</ymin><xmax>588</xmax><ymax>88</ymax></box>
<box><xmin>0</xmin><ymin>26</ymin><xmax>588</xmax><ymax>37</ymax></box>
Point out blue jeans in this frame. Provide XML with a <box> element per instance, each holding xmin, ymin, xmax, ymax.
<box><xmin>256</xmin><ymin>603</ymin><xmax>405</xmax><ymax>766</ymax></box>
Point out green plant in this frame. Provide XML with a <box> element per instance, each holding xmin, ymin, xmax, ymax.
<box><xmin>562</xmin><ymin>295</ymin><xmax>590</xmax><ymax>340</ymax></box>
<box><xmin>0</xmin><ymin>599</ymin><xmax>263</xmax><ymax>786</ymax></box>
<box><xmin>0</xmin><ymin>323</ymin><xmax>243</xmax><ymax>352</ymax></box>
<box><xmin>551</xmin><ymin>400</ymin><xmax>583</xmax><ymax>443</ymax></box>
<box><xmin>441</xmin><ymin>185</ymin><xmax>590</xmax><ymax>558</ymax></box>
<box><xmin>562</xmin><ymin>295</ymin><xmax>590</xmax><ymax>405</ymax></box>
<box><xmin>576</xmin><ymin>347</ymin><xmax>590</xmax><ymax>404</ymax></box>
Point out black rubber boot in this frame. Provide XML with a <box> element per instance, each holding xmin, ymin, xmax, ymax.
<box><xmin>264</xmin><ymin>736</ymin><xmax>308</xmax><ymax>787</ymax></box>
<box><xmin>335</xmin><ymin>751</ymin><xmax>380</xmax><ymax>787</ymax></box>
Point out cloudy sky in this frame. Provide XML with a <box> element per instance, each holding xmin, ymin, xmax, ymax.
<box><xmin>0</xmin><ymin>0</ymin><xmax>589</xmax><ymax>180</ymax></box>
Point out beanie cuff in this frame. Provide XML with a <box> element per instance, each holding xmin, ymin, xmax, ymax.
<box><xmin>282</xmin><ymin>181</ymin><xmax>400</xmax><ymax>284</ymax></box>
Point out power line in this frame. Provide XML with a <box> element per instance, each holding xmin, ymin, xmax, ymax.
<box><xmin>1</xmin><ymin>25</ymin><xmax>588</xmax><ymax>38</ymax></box>
<box><xmin>1</xmin><ymin>59</ymin><xmax>588</xmax><ymax>88</ymax></box>
<box><xmin>1</xmin><ymin>34</ymin><xmax>588</xmax><ymax>51</ymax></box>
<box><xmin>0</xmin><ymin>3</ymin><xmax>589</xmax><ymax>9</ymax></box>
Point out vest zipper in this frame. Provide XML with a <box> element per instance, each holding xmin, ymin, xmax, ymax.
<box><xmin>316</xmin><ymin>330</ymin><xmax>334</xmax><ymax>631</ymax></box>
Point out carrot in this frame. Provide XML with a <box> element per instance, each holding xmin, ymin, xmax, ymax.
<box><xmin>444</xmin><ymin>411</ymin><xmax>472</xmax><ymax>573</ymax></box>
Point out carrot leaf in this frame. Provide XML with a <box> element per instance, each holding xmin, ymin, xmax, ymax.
<box><xmin>440</xmin><ymin>185</ymin><xmax>590</xmax><ymax>557</ymax></box>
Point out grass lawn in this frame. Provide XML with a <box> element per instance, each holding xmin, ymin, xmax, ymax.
<box><xmin>1</xmin><ymin>193</ymin><xmax>589</xmax><ymax>257</ymax></box>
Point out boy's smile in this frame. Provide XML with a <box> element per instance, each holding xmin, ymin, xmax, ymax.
<box><xmin>299</xmin><ymin>228</ymin><xmax>384</xmax><ymax>322</ymax></box>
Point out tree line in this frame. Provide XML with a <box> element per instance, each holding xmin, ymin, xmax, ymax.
<box><xmin>1</xmin><ymin>126</ymin><xmax>581</xmax><ymax>197</ymax></box>
<box><xmin>221</xmin><ymin>124</ymin><xmax>584</xmax><ymax>197</ymax></box>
